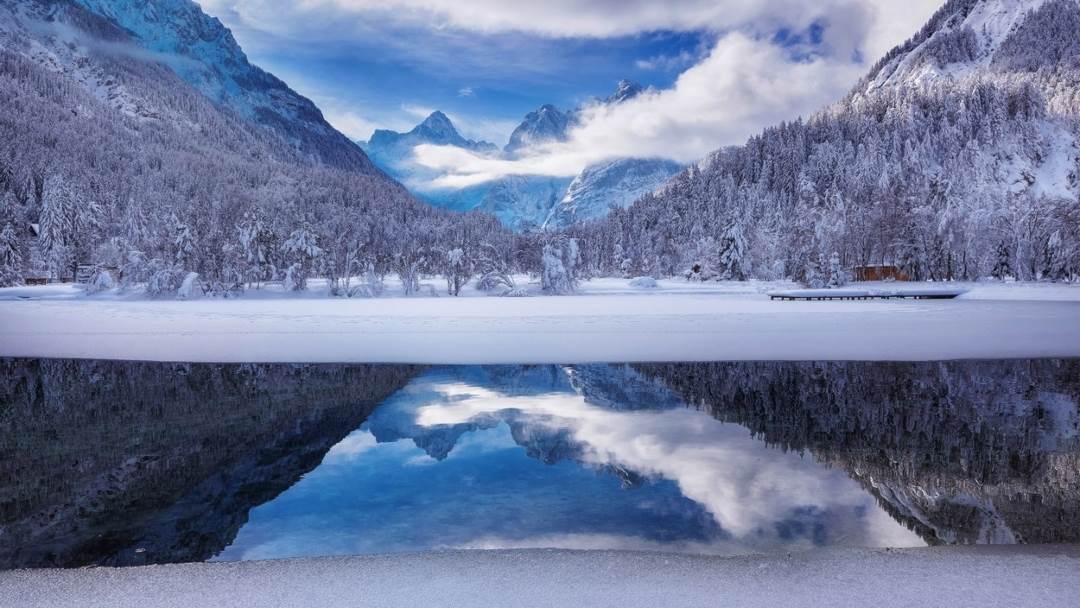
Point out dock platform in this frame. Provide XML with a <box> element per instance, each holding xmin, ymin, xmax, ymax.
<box><xmin>768</xmin><ymin>288</ymin><xmax>967</xmax><ymax>301</ymax></box>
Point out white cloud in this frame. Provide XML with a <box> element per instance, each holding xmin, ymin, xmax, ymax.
<box><xmin>204</xmin><ymin>0</ymin><xmax>938</xmax><ymax>56</ymax></box>
<box><xmin>410</xmin><ymin>376</ymin><xmax>925</xmax><ymax>547</ymax></box>
<box><xmin>322</xmin><ymin>108</ymin><xmax>381</xmax><ymax>141</ymax></box>
<box><xmin>635</xmin><ymin>50</ymin><xmax>697</xmax><ymax>72</ymax></box>
<box><xmin>202</xmin><ymin>0</ymin><xmax>943</xmax><ymax>184</ymax></box>
<box><xmin>457</xmin><ymin>86</ymin><xmax>475</xmax><ymax>97</ymax></box>
<box><xmin>414</xmin><ymin>32</ymin><xmax>869</xmax><ymax>187</ymax></box>
<box><xmin>401</xmin><ymin>102</ymin><xmax>437</xmax><ymax>120</ymax></box>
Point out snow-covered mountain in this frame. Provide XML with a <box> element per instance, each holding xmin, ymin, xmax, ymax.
<box><xmin>362</xmin><ymin>111</ymin><xmax>497</xmax><ymax>211</ymax></box>
<box><xmin>476</xmin><ymin>175</ymin><xmax>574</xmax><ymax>230</ymax></box>
<box><xmin>361</xmin><ymin>80</ymin><xmax>682</xmax><ymax>230</ymax></box>
<box><xmin>367</xmin><ymin>111</ymin><xmax>497</xmax><ymax>165</ymax></box>
<box><xmin>585</xmin><ymin>0</ymin><xmax>1080</xmax><ymax>281</ymax></box>
<box><xmin>544</xmin><ymin>158</ymin><xmax>683</xmax><ymax>228</ymax></box>
<box><xmin>860</xmin><ymin>0</ymin><xmax>1057</xmax><ymax>90</ymax></box>
<box><xmin>0</xmin><ymin>0</ymin><xmax>505</xmax><ymax>290</ymax></box>
<box><xmin>504</xmin><ymin>104</ymin><xmax>573</xmax><ymax>156</ymax></box>
<box><xmin>71</xmin><ymin>0</ymin><xmax>379</xmax><ymax>173</ymax></box>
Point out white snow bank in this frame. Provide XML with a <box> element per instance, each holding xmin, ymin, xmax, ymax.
<box><xmin>628</xmin><ymin>276</ymin><xmax>659</xmax><ymax>289</ymax></box>
<box><xmin>3</xmin><ymin>546</ymin><xmax>1078</xmax><ymax>608</ymax></box>
<box><xmin>1</xmin><ymin>277</ymin><xmax>1078</xmax><ymax>301</ymax></box>
<box><xmin>1</xmin><ymin>295</ymin><xmax>1078</xmax><ymax>363</ymax></box>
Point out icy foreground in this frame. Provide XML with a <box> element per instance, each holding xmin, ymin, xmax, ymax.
<box><xmin>4</xmin><ymin>547</ymin><xmax>1079</xmax><ymax>608</ymax></box>
<box><xmin>1</xmin><ymin>282</ymin><xmax>1079</xmax><ymax>363</ymax></box>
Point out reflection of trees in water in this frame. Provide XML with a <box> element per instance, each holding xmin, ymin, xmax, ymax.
<box><xmin>636</xmin><ymin>360</ymin><xmax>1080</xmax><ymax>545</ymax></box>
<box><xmin>3</xmin><ymin>358</ymin><xmax>1077</xmax><ymax>569</ymax></box>
<box><xmin>0</xmin><ymin>359</ymin><xmax>421</xmax><ymax>568</ymax></box>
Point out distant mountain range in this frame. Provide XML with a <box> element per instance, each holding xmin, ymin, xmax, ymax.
<box><xmin>361</xmin><ymin>80</ymin><xmax>683</xmax><ymax>231</ymax></box>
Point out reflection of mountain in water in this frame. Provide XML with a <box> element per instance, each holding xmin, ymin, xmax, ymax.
<box><xmin>364</xmin><ymin>364</ymin><xmax>680</xmax><ymax>468</ymax></box>
<box><xmin>635</xmin><ymin>360</ymin><xmax>1080</xmax><ymax>545</ymax></box>
<box><xmin>2</xmin><ymin>358</ymin><xmax>1077</xmax><ymax>569</ymax></box>
<box><xmin>0</xmin><ymin>359</ymin><xmax>420</xmax><ymax>568</ymax></box>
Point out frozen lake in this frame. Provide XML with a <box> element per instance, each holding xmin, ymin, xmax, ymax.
<box><xmin>2</xmin><ymin>358</ymin><xmax>1078</xmax><ymax>570</ymax></box>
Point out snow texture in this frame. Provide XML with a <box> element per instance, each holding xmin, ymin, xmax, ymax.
<box><xmin>1</xmin><ymin>281</ymin><xmax>1077</xmax><ymax>363</ymax></box>
<box><xmin>3</xmin><ymin>546</ymin><xmax>1078</xmax><ymax>608</ymax></box>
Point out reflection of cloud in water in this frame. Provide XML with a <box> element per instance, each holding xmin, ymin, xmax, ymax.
<box><xmin>217</xmin><ymin>366</ymin><xmax>925</xmax><ymax>561</ymax></box>
<box><xmin>369</xmin><ymin>367</ymin><xmax>924</xmax><ymax>549</ymax></box>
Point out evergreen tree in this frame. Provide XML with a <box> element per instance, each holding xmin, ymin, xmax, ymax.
<box><xmin>992</xmin><ymin>241</ymin><xmax>1013</xmax><ymax>281</ymax></box>
<box><xmin>281</xmin><ymin>226</ymin><xmax>323</xmax><ymax>291</ymax></box>
<box><xmin>0</xmin><ymin>222</ymin><xmax>22</xmax><ymax>287</ymax></box>
<box><xmin>38</xmin><ymin>176</ymin><xmax>73</xmax><ymax>279</ymax></box>
<box><xmin>828</xmin><ymin>252</ymin><xmax>847</xmax><ymax>287</ymax></box>
<box><xmin>716</xmin><ymin>222</ymin><xmax>748</xmax><ymax>281</ymax></box>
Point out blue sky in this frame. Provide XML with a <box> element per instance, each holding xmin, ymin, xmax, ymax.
<box><xmin>205</xmin><ymin>3</ymin><xmax>712</xmax><ymax>144</ymax></box>
<box><xmin>200</xmin><ymin>0</ymin><xmax>942</xmax><ymax>180</ymax></box>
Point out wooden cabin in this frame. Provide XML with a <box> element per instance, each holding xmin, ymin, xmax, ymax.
<box><xmin>853</xmin><ymin>264</ymin><xmax>909</xmax><ymax>282</ymax></box>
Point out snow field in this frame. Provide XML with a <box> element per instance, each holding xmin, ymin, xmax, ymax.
<box><xmin>3</xmin><ymin>546</ymin><xmax>1079</xmax><ymax>608</ymax></box>
<box><xmin>1</xmin><ymin>280</ymin><xmax>1078</xmax><ymax>363</ymax></box>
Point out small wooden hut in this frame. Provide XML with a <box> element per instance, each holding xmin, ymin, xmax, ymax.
<box><xmin>853</xmin><ymin>264</ymin><xmax>909</xmax><ymax>282</ymax></box>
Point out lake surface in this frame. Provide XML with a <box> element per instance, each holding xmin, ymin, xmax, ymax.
<box><xmin>1</xmin><ymin>359</ymin><xmax>1078</xmax><ymax>568</ymax></box>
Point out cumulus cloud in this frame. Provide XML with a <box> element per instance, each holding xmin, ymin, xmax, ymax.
<box><xmin>415</xmin><ymin>32</ymin><xmax>868</xmax><ymax>188</ymax></box>
<box><xmin>410</xmin><ymin>376</ymin><xmax>924</xmax><ymax>547</ymax></box>
<box><xmin>204</xmin><ymin>0</ymin><xmax>937</xmax><ymax>58</ymax></box>
<box><xmin>202</xmin><ymin>0</ymin><xmax>942</xmax><ymax>184</ymax></box>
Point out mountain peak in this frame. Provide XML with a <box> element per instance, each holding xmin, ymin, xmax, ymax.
<box><xmin>505</xmin><ymin>104</ymin><xmax>572</xmax><ymax>154</ymax></box>
<box><xmin>412</xmin><ymin>110</ymin><xmax>462</xmax><ymax>143</ymax></box>
<box><xmin>607</xmin><ymin>80</ymin><xmax>644</xmax><ymax>104</ymax></box>
<box><xmin>858</xmin><ymin>0</ymin><xmax>1062</xmax><ymax>94</ymax></box>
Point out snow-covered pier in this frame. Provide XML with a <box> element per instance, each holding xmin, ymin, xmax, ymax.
<box><xmin>768</xmin><ymin>288</ymin><xmax>967</xmax><ymax>301</ymax></box>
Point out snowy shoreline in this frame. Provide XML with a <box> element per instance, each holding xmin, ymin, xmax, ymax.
<box><xmin>4</xmin><ymin>546</ymin><xmax>1079</xmax><ymax>608</ymax></box>
<box><xmin>1</xmin><ymin>282</ymin><xmax>1079</xmax><ymax>363</ymax></box>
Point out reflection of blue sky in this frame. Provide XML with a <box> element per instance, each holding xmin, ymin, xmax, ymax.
<box><xmin>216</xmin><ymin>367</ymin><xmax>922</xmax><ymax>561</ymax></box>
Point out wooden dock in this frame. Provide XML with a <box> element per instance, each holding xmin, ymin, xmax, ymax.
<box><xmin>768</xmin><ymin>288</ymin><xmax>967</xmax><ymax>301</ymax></box>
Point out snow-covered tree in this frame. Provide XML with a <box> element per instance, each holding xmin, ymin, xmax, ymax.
<box><xmin>992</xmin><ymin>241</ymin><xmax>1012</xmax><ymax>281</ymax></box>
<box><xmin>443</xmin><ymin>247</ymin><xmax>472</xmax><ymax>296</ymax></box>
<box><xmin>0</xmin><ymin>222</ymin><xmax>22</xmax><ymax>287</ymax></box>
<box><xmin>715</xmin><ymin>222</ymin><xmax>748</xmax><ymax>281</ymax></box>
<box><xmin>475</xmin><ymin>243</ymin><xmax>515</xmax><ymax>292</ymax></box>
<box><xmin>238</xmin><ymin>213</ymin><xmax>276</xmax><ymax>288</ymax></box>
<box><xmin>38</xmin><ymin>175</ymin><xmax>74</xmax><ymax>280</ymax></box>
<box><xmin>541</xmin><ymin>237</ymin><xmax>579</xmax><ymax>294</ymax></box>
<box><xmin>827</xmin><ymin>251</ymin><xmax>847</xmax><ymax>287</ymax></box>
<box><xmin>803</xmin><ymin>255</ymin><xmax>825</xmax><ymax>288</ymax></box>
<box><xmin>174</xmin><ymin>220</ymin><xmax>196</xmax><ymax>270</ymax></box>
<box><xmin>1041</xmin><ymin>230</ymin><xmax>1067</xmax><ymax>281</ymax></box>
<box><xmin>145</xmin><ymin>258</ymin><xmax>183</xmax><ymax>297</ymax></box>
<box><xmin>281</xmin><ymin>226</ymin><xmax>323</xmax><ymax>291</ymax></box>
<box><xmin>393</xmin><ymin>248</ymin><xmax>425</xmax><ymax>296</ymax></box>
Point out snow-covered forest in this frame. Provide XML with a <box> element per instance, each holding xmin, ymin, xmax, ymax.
<box><xmin>574</xmin><ymin>0</ymin><xmax>1080</xmax><ymax>284</ymax></box>
<box><xmin>1</xmin><ymin>0</ymin><xmax>1078</xmax><ymax>298</ymax></box>
<box><xmin>0</xmin><ymin>1</ymin><xmax>532</xmax><ymax>296</ymax></box>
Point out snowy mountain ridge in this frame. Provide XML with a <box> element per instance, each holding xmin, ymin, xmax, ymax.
<box><xmin>505</xmin><ymin>104</ymin><xmax>573</xmax><ymax>156</ymax></box>
<box><xmin>585</xmin><ymin>0</ymin><xmax>1079</xmax><ymax>282</ymax></box>
<box><xmin>70</xmin><ymin>0</ymin><xmax>379</xmax><ymax>173</ymax></box>
<box><xmin>362</xmin><ymin>80</ymin><xmax>681</xmax><ymax>230</ymax></box>
<box><xmin>0</xmin><ymin>0</ymin><xmax>510</xmax><ymax>293</ymax></box>
<box><xmin>862</xmin><ymin>0</ymin><xmax>1049</xmax><ymax>90</ymax></box>
<box><xmin>544</xmin><ymin>158</ymin><xmax>684</xmax><ymax>228</ymax></box>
